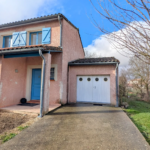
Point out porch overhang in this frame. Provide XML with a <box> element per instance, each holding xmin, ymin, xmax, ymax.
<box><xmin>0</xmin><ymin>45</ymin><xmax>62</xmax><ymax>56</ymax></box>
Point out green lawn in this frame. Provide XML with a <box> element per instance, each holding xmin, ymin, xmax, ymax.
<box><xmin>123</xmin><ymin>98</ymin><xmax>150</xmax><ymax>144</ymax></box>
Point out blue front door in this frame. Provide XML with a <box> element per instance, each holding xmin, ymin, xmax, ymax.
<box><xmin>31</xmin><ymin>69</ymin><xmax>41</xmax><ymax>100</ymax></box>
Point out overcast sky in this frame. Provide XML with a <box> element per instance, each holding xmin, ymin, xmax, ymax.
<box><xmin>0</xmin><ymin>0</ymin><xmax>129</xmax><ymax>67</ymax></box>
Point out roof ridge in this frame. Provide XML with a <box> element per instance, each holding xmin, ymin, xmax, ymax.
<box><xmin>0</xmin><ymin>13</ymin><xmax>60</xmax><ymax>26</ymax></box>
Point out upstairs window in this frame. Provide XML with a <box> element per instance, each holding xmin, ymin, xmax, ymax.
<box><xmin>3</xmin><ymin>35</ymin><xmax>12</xmax><ymax>48</ymax></box>
<box><xmin>29</xmin><ymin>31</ymin><xmax>42</xmax><ymax>45</ymax></box>
<box><xmin>50</xmin><ymin>68</ymin><xmax>55</xmax><ymax>80</ymax></box>
<box><xmin>29</xmin><ymin>28</ymin><xmax>51</xmax><ymax>45</ymax></box>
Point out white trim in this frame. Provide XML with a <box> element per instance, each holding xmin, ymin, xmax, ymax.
<box><xmin>26</xmin><ymin>65</ymin><xmax>42</xmax><ymax>101</ymax></box>
<box><xmin>51</xmin><ymin>64</ymin><xmax>57</xmax><ymax>81</ymax></box>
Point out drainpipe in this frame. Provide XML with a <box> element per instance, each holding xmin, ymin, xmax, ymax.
<box><xmin>67</xmin><ymin>65</ymin><xmax>69</xmax><ymax>104</ymax></box>
<box><xmin>115</xmin><ymin>63</ymin><xmax>119</xmax><ymax>107</ymax></box>
<box><xmin>58</xmin><ymin>15</ymin><xmax>62</xmax><ymax>47</ymax></box>
<box><xmin>58</xmin><ymin>14</ymin><xmax>63</xmax><ymax>104</ymax></box>
<box><xmin>39</xmin><ymin>49</ymin><xmax>46</xmax><ymax>117</ymax></box>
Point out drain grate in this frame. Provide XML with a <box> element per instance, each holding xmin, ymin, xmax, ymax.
<box><xmin>93</xmin><ymin>104</ymin><xmax>103</xmax><ymax>106</ymax></box>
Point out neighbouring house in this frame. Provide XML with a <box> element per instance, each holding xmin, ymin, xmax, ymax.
<box><xmin>0</xmin><ymin>13</ymin><xmax>119</xmax><ymax>117</ymax></box>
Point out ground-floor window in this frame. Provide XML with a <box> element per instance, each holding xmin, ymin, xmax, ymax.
<box><xmin>50</xmin><ymin>68</ymin><xmax>55</xmax><ymax>80</ymax></box>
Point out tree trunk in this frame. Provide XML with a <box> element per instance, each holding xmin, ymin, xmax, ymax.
<box><xmin>145</xmin><ymin>85</ymin><xmax>149</xmax><ymax>101</ymax></box>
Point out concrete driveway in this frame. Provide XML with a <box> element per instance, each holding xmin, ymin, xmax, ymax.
<box><xmin>0</xmin><ymin>104</ymin><xmax>149</xmax><ymax>150</ymax></box>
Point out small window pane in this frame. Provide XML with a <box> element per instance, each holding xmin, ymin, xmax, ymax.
<box><xmin>79</xmin><ymin>78</ymin><xmax>83</xmax><ymax>81</ymax></box>
<box><xmin>50</xmin><ymin>68</ymin><xmax>55</xmax><ymax>80</ymax></box>
<box><xmin>38</xmin><ymin>32</ymin><xmax>42</xmax><ymax>44</ymax></box>
<box><xmin>95</xmin><ymin>78</ymin><xmax>99</xmax><ymax>81</ymax></box>
<box><xmin>4</xmin><ymin>37</ymin><xmax>10</xmax><ymax>48</ymax></box>
<box><xmin>104</xmin><ymin>78</ymin><xmax>108</xmax><ymax>81</ymax></box>
<box><xmin>31</xmin><ymin>33</ymin><xmax>37</xmax><ymax>45</ymax></box>
<box><xmin>87</xmin><ymin>78</ymin><xmax>91</xmax><ymax>81</ymax></box>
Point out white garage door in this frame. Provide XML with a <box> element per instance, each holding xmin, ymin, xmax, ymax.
<box><xmin>77</xmin><ymin>76</ymin><xmax>110</xmax><ymax>103</ymax></box>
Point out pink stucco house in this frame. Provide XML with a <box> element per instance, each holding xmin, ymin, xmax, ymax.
<box><xmin>0</xmin><ymin>14</ymin><xmax>119</xmax><ymax>117</ymax></box>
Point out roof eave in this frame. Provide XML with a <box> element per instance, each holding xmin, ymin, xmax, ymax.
<box><xmin>0</xmin><ymin>17</ymin><xmax>58</xmax><ymax>30</ymax></box>
<box><xmin>0</xmin><ymin>47</ymin><xmax>62</xmax><ymax>55</ymax></box>
<box><xmin>0</xmin><ymin>14</ymin><xmax>79</xmax><ymax>31</ymax></box>
<box><xmin>68</xmin><ymin>62</ymin><xmax>120</xmax><ymax>66</ymax></box>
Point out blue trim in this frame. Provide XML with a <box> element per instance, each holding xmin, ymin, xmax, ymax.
<box><xmin>36</xmin><ymin>32</ymin><xmax>38</xmax><ymax>44</ymax></box>
<box><xmin>4</xmin><ymin>52</ymin><xmax>40</xmax><ymax>58</ymax></box>
<box><xmin>42</xmin><ymin>27</ymin><xmax>51</xmax><ymax>44</ymax></box>
<box><xmin>29</xmin><ymin>31</ymin><xmax>42</xmax><ymax>45</ymax></box>
<box><xmin>3</xmin><ymin>35</ymin><xmax>12</xmax><ymax>48</ymax></box>
<box><xmin>12</xmin><ymin>32</ymin><xmax>20</xmax><ymax>47</ymax></box>
<box><xmin>3</xmin><ymin>37</ymin><xmax>5</xmax><ymax>48</ymax></box>
<box><xmin>19</xmin><ymin>31</ymin><xmax>27</xmax><ymax>46</ymax></box>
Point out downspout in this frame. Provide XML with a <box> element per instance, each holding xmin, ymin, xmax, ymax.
<box><xmin>58</xmin><ymin>15</ymin><xmax>62</xmax><ymax>47</ymax></box>
<box><xmin>115</xmin><ymin>63</ymin><xmax>119</xmax><ymax>107</ymax></box>
<box><xmin>67</xmin><ymin>65</ymin><xmax>69</xmax><ymax>104</ymax></box>
<box><xmin>58</xmin><ymin>14</ymin><xmax>63</xmax><ymax>104</ymax></box>
<box><xmin>39</xmin><ymin>49</ymin><xmax>46</xmax><ymax>117</ymax></box>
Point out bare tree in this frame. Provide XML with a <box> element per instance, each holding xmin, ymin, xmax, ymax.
<box><xmin>119</xmin><ymin>68</ymin><xmax>129</xmax><ymax>103</ymax></box>
<box><xmin>131</xmin><ymin>78</ymin><xmax>145</xmax><ymax>98</ymax></box>
<box><xmin>89</xmin><ymin>0</ymin><xmax>150</xmax><ymax>63</ymax></box>
<box><xmin>85</xmin><ymin>50</ymin><xmax>102</xmax><ymax>58</ymax></box>
<box><xmin>129</xmin><ymin>56</ymin><xmax>150</xmax><ymax>101</ymax></box>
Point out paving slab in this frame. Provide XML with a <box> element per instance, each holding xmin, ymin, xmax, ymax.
<box><xmin>0</xmin><ymin>104</ymin><xmax>149</xmax><ymax>150</ymax></box>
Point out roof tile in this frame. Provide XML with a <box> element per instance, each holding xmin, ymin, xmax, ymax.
<box><xmin>69</xmin><ymin>57</ymin><xmax>120</xmax><ymax>64</ymax></box>
<box><xmin>0</xmin><ymin>45</ymin><xmax>62</xmax><ymax>51</ymax></box>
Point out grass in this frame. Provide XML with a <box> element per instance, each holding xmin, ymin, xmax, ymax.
<box><xmin>123</xmin><ymin>98</ymin><xmax>150</xmax><ymax>144</ymax></box>
<box><xmin>17</xmin><ymin>126</ymin><xmax>28</xmax><ymax>131</ymax></box>
<box><xmin>0</xmin><ymin>133</ymin><xmax>16</xmax><ymax>143</ymax></box>
<box><xmin>0</xmin><ymin>126</ymin><xmax>29</xmax><ymax>144</ymax></box>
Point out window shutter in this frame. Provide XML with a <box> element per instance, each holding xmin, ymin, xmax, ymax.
<box><xmin>19</xmin><ymin>31</ymin><xmax>27</xmax><ymax>46</ymax></box>
<box><xmin>42</xmin><ymin>27</ymin><xmax>51</xmax><ymax>44</ymax></box>
<box><xmin>12</xmin><ymin>32</ymin><xmax>20</xmax><ymax>47</ymax></box>
<box><xmin>3</xmin><ymin>37</ymin><xmax>5</xmax><ymax>48</ymax></box>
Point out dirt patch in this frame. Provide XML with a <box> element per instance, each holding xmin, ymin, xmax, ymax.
<box><xmin>0</xmin><ymin>110</ymin><xmax>36</xmax><ymax>134</ymax></box>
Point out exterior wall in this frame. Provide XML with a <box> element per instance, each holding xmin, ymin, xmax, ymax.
<box><xmin>0</xmin><ymin>56</ymin><xmax>26</xmax><ymax>108</ymax></box>
<box><xmin>68</xmin><ymin>65</ymin><xmax>117</xmax><ymax>105</ymax></box>
<box><xmin>0</xmin><ymin>20</ymin><xmax>60</xmax><ymax>48</ymax></box>
<box><xmin>49</xmin><ymin>52</ymin><xmax>62</xmax><ymax>104</ymax></box>
<box><xmin>0</xmin><ymin>56</ymin><xmax>42</xmax><ymax>108</ymax></box>
<box><xmin>61</xmin><ymin>19</ymin><xmax>84</xmax><ymax>104</ymax></box>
